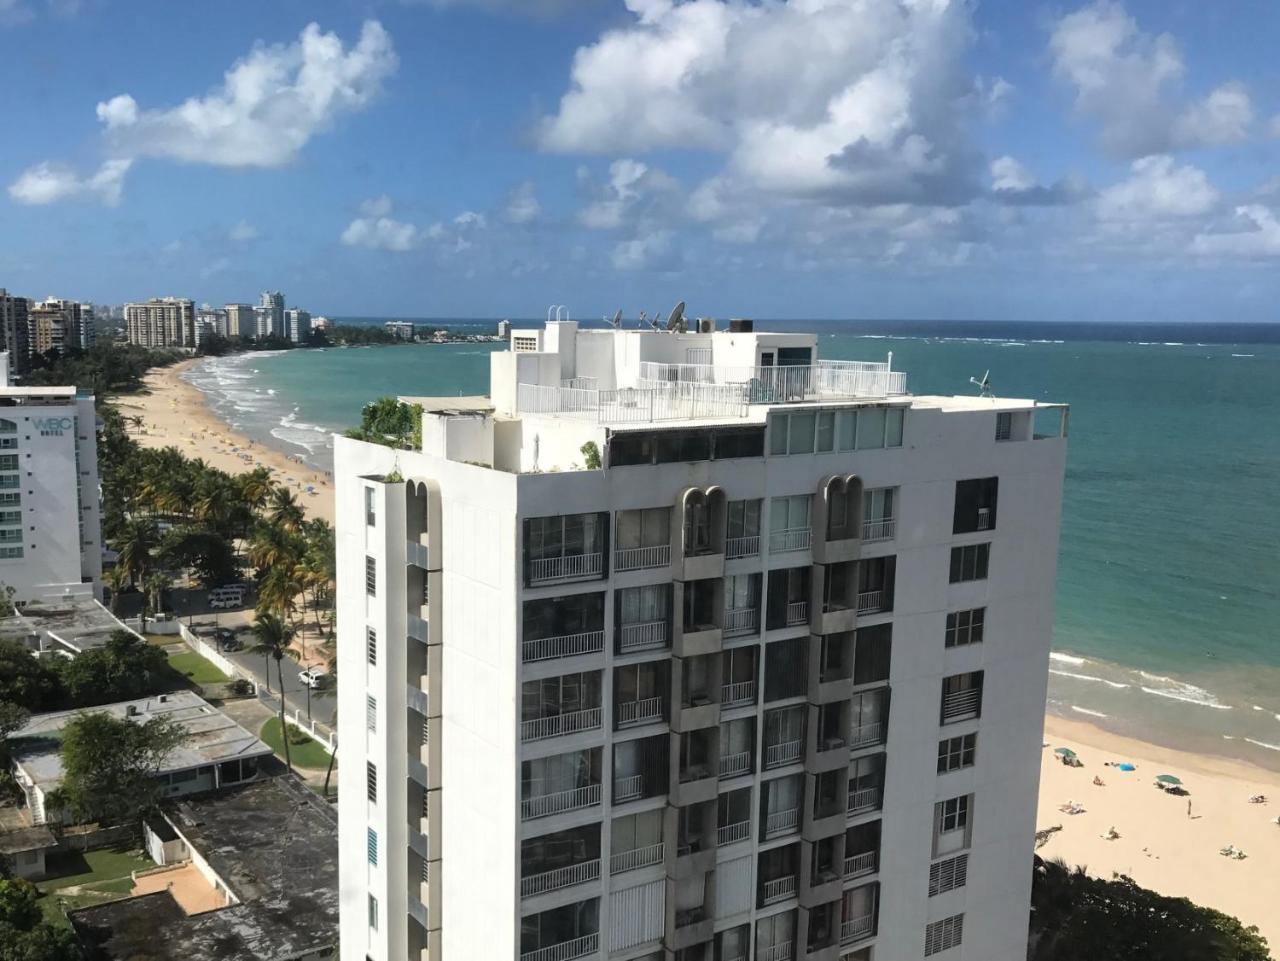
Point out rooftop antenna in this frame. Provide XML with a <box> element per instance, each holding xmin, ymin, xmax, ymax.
<box><xmin>649</xmin><ymin>310</ymin><xmax>661</xmax><ymax>330</ymax></box>
<box><xmin>611</xmin><ymin>309</ymin><xmax>623</xmax><ymax>330</ymax></box>
<box><xmin>665</xmin><ymin>300</ymin><xmax>686</xmax><ymax>332</ymax></box>
<box><xmin>969</xmin><ymin>370</ymin><xmax>994</xmax><ymax>397</ymax></box>
<box><xmin>638</xmin><ymin>310</ymin><xmax>647</xmax><ymax>329</ymax></box>
<box><xmin>547</xmin><ymin>305</ymin><xmax>555</xmax><ymax>323</ymax></box>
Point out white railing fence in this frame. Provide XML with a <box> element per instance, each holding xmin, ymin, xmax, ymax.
<box><xmin>528</xmin><ymin>552</ymin><xmax>603</xmax><ymax>585</ymax></box>
<box><xmin>522</xmin><ymin>630</ymin><xmax>605</xmax><ymax>663</ymax></box>
<box><xmin>617</xmin><ymin>620</ymin><xmax>668</xmax><ymax>653</ymax></box>
<box><xmin>520</xmin><ymin>858</ymin><xmax>601</xmax><ymax>898</ymax></box>
<box><xmin>610</xmin><ymin>841</ymin><xmax>663</xmax><ymax>874</ymax></box>
<box><xmin>520</xmin><ymin>707</ymin><xmax>602</xmax><ymax>742</ymax></box>
<box><xmin>614</xmin><ymin>543</ymin><xmax>671</xmax><ymax>571</ymax></box>
<box><xmin>616</xmin><ymin>696</ymin><xmax>663</xmax><ymax>727</ymax></box>
<box><xmin>520</xmin><ymin>782</ymin><xmax>601</xmax><ymax>820</ymax></box>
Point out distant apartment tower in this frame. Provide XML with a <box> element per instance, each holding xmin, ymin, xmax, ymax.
<box><xmin>124</xmin><ymin>298</ymin><xmax>195</xmax><ymax>348</ymax></box>
<box><xmin>259</xmin><ymin>290</ymin><xmax>286</xmax><ymax>339</ymax></box>
<box><xmin>28</xmin><ymin>298</ymin><xmax>90</xmax><ymax>357</ymax></box>
<box><xmin>77</xmin><ymin>303</ymin><xmax>96</xmax><ymax>349</ymax></box>
<box><xmin>334</xmin><ymin>319</ymin><xmax>1068</xmax><ymax>961</ymax></box>
<box><xmin>0</xmin><ymin>290</ymin><xmax>31</xmax><ymax>377</ymax></box>
<box><xmin>286</xmin><ymin>308</ymin><xmax>311</xmax><ymax>344</ymax></box>
<box><xmin>225</xmin><ymin>304</ymin><xmax>253</xmax><ymax>338</ymax></box>
<box><xmin>384</xmin><ymin>321</ymin><xmax>416</xmax><ymax>341</ymax></box>
<box><xmin>0</xmin><ymin>353</ymin><xmax>102</xmax><ymax>602</ymax></box>
<box><xmin>498</xmin><ymin>319</ymin><xmax>513</xmax><ymax>339</ymax></box>
<box><xmin>198</xmin><ymin>305</ymin><xmax>230</xmax><ymax>338</ymax></box>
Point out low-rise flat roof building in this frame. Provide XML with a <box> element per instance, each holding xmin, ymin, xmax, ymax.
<box><xmin>0</xmin><ymin>596</ymin><xmax>137</xmax><ymax>655</ymax></box>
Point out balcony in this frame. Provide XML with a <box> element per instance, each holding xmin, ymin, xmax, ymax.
<box><xmin>941</xmin><ymin>688</ymin><xmax>981</xmax><ymax>723</ymax></box>
<box><xmin>784</xmin><ymin>600</ymin><xmax>809</xmax><ymax>627</ymax></box>
<box><xmin>528</xmin><ymin>552</ymin><xmax>604</xmax><ymax>587</ymax></box>
<box><xmin>723</xmin><ymin>607</ymin><xmax>759</xmax><ymax>638</ymax></box>
<box><xmin>764</xmin><ymin>739</ymin><xmax>803</xmax><ymax>769</ymax></box>
<box><xmin>613</xmin><ymin>774</ymin><xmax>645</xmax><ymax>803</ymax></box>
<box><xmin>614</xmin><ymin>543</ymin><xmax>671</xmax><ymax>572</ymax></box>
<box><xmin>844</xmin><ymin>850</ymin><xmax>877</xmax><ymax>879</ymax></box>
<box><xmin>862</xmin><ymin>517</ymin><xmax>895</xmax><ymax>543</ymax></box>
<box><xmin>856</xmin><ymin>590</ymin><xmax>887</xmax><ymax>615</ymax></box>
<box><xmin>840</xmin><ymin>914</ymin><xmax>875</xmax><ymax>945</ymax></box>
<box><xmin>770</xmin><ymin>528</ymin><xmax>812</xmax><ymax>554</ymax></box>
<box><xmin>760</xmin><ymin>874</ymin><xmax>798</xmax><ymax>905</ymax></box>
<box><xmin>720</xmin><ymin>679</ymin><xmax>756</xmax><ymax>709</ymax></box>
<box><xmin>719</xmin><ymin>751</ymin><xmax>752</xmax><ymax>779</ymax></box>
<box><xmin>408</xmin><ymin>614</ymin><xmax>428</xmax><ymax>643</ymax></box>
<box><xmin>522</xmin><ymin>630</ymin><xmax>605</xmax><ymax>664</ymax></box>
<box><xmin>520</xmin><ymin>859</ymin><xmax>601</xmax><ymax>899</ymax></box>
<box><xmin>520</xmin><ymin>783</ymin><xmax>601</xmax><ymax>821</ymax></box>
<box><xmin>758</xmin><ymin>943</ymin><xmax>793</xmax><ymax>961</ymax></box>
<box><xmin>847</xmin><ymin>787</ymin><xmax>881</xmax><ymax>817</ymax></box>
<box><xmin>617</xmin><ymin>620</ymin><xmax>668</xmax><ymax>654</ymax></box>
<box><xmin>610</xmin><ymin>841</ymin><xmax>663</xmax><ymax>874</ymax></box>
<box><xmin>763</xmin><ymin>807</ymin><xmax>799</xmax><ymax>839</ymax></box>
<box><xmin>976</xmin><ymin>506</ymin><xmax>992</xmax><ymax>531</ymax></box>
<box><xmin>850</xmin><ymin>722</ymin><xmax>885</xmax><ymax>750</ymax></box>
<box><xmin>726</xmin><ymin>535</ymin><xmax>760</xmax><ymax>559</ymax></box>
<box><xmin>717</xmin><ymin>820</ymin><xmax>750</xmax><ymax>846</ymax></box>
<box><xmin>521</xmin><ymin>708</ymin><xmax>602</xmax><ymax>743</ymax></box>
<box><xmin>406</xmin><ymin>539</ymin><xmax>430</xmax><ymax>569</ymax></box>
<box><xmin>616</xmin><ymin>696</ymin><xmax>664</xmax><ymax>729</ymax></box>
<box><xmin>520</xmin><ymin>932</ymin><xmax>599</xmax><ymax>961</ymax></box>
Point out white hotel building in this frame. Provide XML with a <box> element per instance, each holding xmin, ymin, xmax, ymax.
<box><xmin>0</xmin><ymin>353</ymin><xmax>102</xmax><ymax>604</ymax></box>
<box><xmin>334</xmin><ymin>320</ymin><xmax>1068</xmax><ymax>961</ymax></box>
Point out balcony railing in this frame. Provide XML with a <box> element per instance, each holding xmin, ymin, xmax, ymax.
<box><xmin>758</xmin><ymin>943</ymin><xmax>793</xmax><ymax>961</ymax></box>
<box><xmin>520</xmin><ymin>858</ymin><xmax>601</xmax><ymax>898</ymax></box>
<box><xmin>840</xmin><ymin>914</ymin><xmax>875</xmax><ymax>945</ymax></box>
<box><xmin>847</xmin><ymin>787</ymin><xmax>881</xmax><ymax>816</ymax></box>
<box><xmin>617</xmin><ymin>620</ymin><xmax>668</xmax><ymax>654</ymax></box>
<box><xmin>862</xmin><ymin>517</ymin><xmax>895</xmax><ymax>542</ymax></box>
<box><xmin>610</xmin><ymin>841</ymin><xmax>663</xmax><ymax>874</ymax></box>
<box><xmin>528</xmin><ymin>551</ymin><xmax>604</xmax><ymax>586</ymax></box>
<box><xmin>719</xmin><ymin>750</ymin><xmax>752</xmax><ymax>778</ymax></box>
<box><xmin>844</xmin><ymin>850</ymin><xmax>878</xmax><ymax>878</ymax></box>
<box><xmin>760</xmin><ymin>875</ymin><xmax>798</xmax><ymax>905</ymax></box>
<box><xmin>850</xmin><ymin>722</ymin><xmax>885</xmax><ymax>749</ymax></box>
<box><xmin>764</xmin><ymin>739</ymin><xmax>803</xmax><ymax>768</ymax></box>
<box><xmin>616</xmin><ymin>696</ymin><xmax>664</xmax><ymax>728</ymax></box>
<box><xmin>763</xmin><ymin>807</ymin><xmax>799</xmax><ymax>838</ymax></box>
<box><xmin>638</xmin><ymin>360</ymin><xmax>907</xmax><ymax>402</ymax></box>
<box><xmin>720</xmin><ymin>679</ymin><xmax>756</xmax><ymax>708</ymax></box>
<box><xmin>520</xmin><ymin>707</ymin><xmax>602</xmax><ymax>743</ymax></box>
<box><xmin>770</xmin><ymin>528</ymin><xmax>812</xmax><ymax>554</ymax></box>
<box><xmin>726</xmin><ymin>535</ymin><xmax>759</xmax><ymax>559</ymax></box>
<box><xmin>520</xmin><ymin>932</ymin><xmax>600</xmax><ymax>961</ymax></box>
<box><xmin>520</xmin><ymin>783</ymin><xmax>601</xmax><ymax>820</ymax></box>
<box><xmin>613</xmin><ymin>774</ymin><xmax>645</xmax><ymax>803</ymax></box>
<box><xmin>717</xmin><ymin>820</ymin><xmax>750</xmax><ymax>846</ymax></box>
<box><xmin>856</xmin><ymin>590</ymin><xmax>887</xmax><ymax>615</ymax></box>
<box><xmin>784</xmin><ymin>600</ymin><xmax>809</xmax><ymax>626</ymax></box>
<box><xmin>941</xmin><ymin>688</ymin><xmax>982</xmax><ymax>722</ymax></box>
<box><xmin>522</xmin><ymin>630</ymin><xmax>604</xmax><ymax>664</ymax></box>
<box><xmin>723</xmin><ymin>607</ymin><xmax>759</xmax><ymax>637</ymax></box>
<box><xmin>614</xmin><ymin>544</ymin><xmax>670</xmax><ymax>572</ymax></box>
<box><xmin>976</xmin><ymin>507</ymin><xmax>991</xmax><ymax>531</ymax></box>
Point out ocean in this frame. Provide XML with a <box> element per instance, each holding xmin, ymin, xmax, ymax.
<box><xmin>184</xmin><ymin>319</ymin><xmax>1280</xmax><ymax>770</ymax></box>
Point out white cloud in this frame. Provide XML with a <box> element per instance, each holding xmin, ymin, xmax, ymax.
<box><xmin>1192</xmin><ymin>205</ymin><xmax>1280</xmax><ymax>259</ymax></box>
<box><xmin>990</xmin><ymin>156</ymin><xmax>1035</xmax><ymax>193</ymax></box>
<box><xmin>92</xmin><ymin>21</ymin><xmax>395</xmax><ymax>169</ymax></box>
<box><xmin>453</xmin><ymin>211</ymin><xmax>486</xmax><ymax>229</ymax></box>
<box><xmin>579</xmin><ymin>158</ymin><xmax>678</xmax><ymax>229</ymax></box>
<box><xmin>989</xmin><ymin>156</ymin><xmax>1085</xmax><ymax>206</ymax></box>
<box><xmin>505</xmin><ymin>180</ymin><xmax>541</xmax><ymax>224</ymax></box>
<box><xmin>1049</xmin><ymin>1</ymin><xmax>1252</xmax><ymax>156</ymax></box>
<box><xmin>7</xmin><ymin>158</ymin><xmax>131</xmax><ymax>205</ymax></box>
<box><xmin>611</xmin><ymin>230</ymin><xmax>676</xmax><ymax>271</ymax></box>
<box><xmin>342</xmin><ymin>197</ymin><xmax>418</xmax><ymax>251</ymax></box>
<box><xmin>360</xmin><ymin>195</ymin><xmax>393</xmax><ymax>217</ymax></box>
<box><xmin>0</xmin><ymin>0</ymin><xmax>32</xmax><ymax>25</ymax></box>
<box><xmin>1096</xmin><ymin>155</ymin><xmax>1217</xmax><ymax>221</ymax></box>
<box><xmin>404</xmin><ymin>0</ymin><xmax>597</xmax><ymax>13</ymax></box>
<box><xmin>229</xmin><ymin>220</ymin><xmax>258</xmax><ymax>242</ymax></box>
<box><xmin>540</xmin><ymin>0</ymin><xmax>985</xmax><ymax>207</ymax></box>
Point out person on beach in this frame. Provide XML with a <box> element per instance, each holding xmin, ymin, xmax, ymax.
<box><xmin>1187</xmin><ymin>799</ymin><xmax>1192</xmax><ymax>819</ymax></box>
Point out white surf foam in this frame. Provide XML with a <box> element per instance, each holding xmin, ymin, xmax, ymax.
<box><xmin>1243</xmin><ymin>738</ymin><xmax>1280</xmax><ymax>753</ymax></box>
<box><xmin>1070</xmin><ymin>706</ymin><xmax>1108</xmax><ymax>718</ymax></box>
<box><xmin>1049</xmin><ymin>669</ymin><xmax>1129</xmax><ymax>689</ymax></box>
<box><xmin>1049</xmin><ymin>652</ymin><xmax>1088</xmax><ymax>666</ymax></box>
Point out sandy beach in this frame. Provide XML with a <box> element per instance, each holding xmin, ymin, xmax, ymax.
<box><xmin>1038</xmin><ymin>714</ymin><xmax>1280</xmax><ymax>950</ymax></box>
<box><xmin>113</xmin><ymin>358</ymin><xmax>335</xmax><ymax>525</ymax></box>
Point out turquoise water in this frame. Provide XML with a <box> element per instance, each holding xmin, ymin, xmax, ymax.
<box><xmin>187</xmin><ymin>330</ymin><xmax>1280</xmax><ymax>768</ymax></box>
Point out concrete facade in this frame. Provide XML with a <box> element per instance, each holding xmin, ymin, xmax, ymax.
<box><xmin>125</xmin><ymin>297</ymin><xmax>196</xmax><ymax>348</ymax></box>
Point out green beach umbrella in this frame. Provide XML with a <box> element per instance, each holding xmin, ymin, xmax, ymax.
<box><xmin>1054</xmin><ymin>748</ymin><xmax>1077</xmax><ymax>757</ymax></box>
<box><xmin>1155</xmin><ymin>774</ymin><xmax>1183</xmax><ymax>785</ymax></box>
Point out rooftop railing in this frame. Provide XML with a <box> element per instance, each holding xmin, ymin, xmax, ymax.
<box><xmin>517</xmin><ymin>380</ymin><xmax>748</xmax><ymax>424</ymax></box>
<box><xmin>639</xmin><ymin>359</ymin><xmax>907</xmax><ymax>401</ymax></box>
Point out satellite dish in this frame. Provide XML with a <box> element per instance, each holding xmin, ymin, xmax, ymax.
<box><xmin>612</xmin><ymin>309</ymin><xmax>623</xmax><ymax>330</ymax></box>
<box><xmin>666</xmin><ymin>301</ymin><xmax>686</xmax><ymax>331</ymax></box>
<box><xmin>969</xmin><ymin>370</ymin><xmax>994</xmax><ymax>397</ymax></box>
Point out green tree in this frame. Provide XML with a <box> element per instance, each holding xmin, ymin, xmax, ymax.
<box><xmin>56</xmin><ymin>711</ymin><xmax>186</xmax><ymax>825</ymax></box>
<box><xmin>266</xmin><ymin>486</ymin><xmax>305</xmax><ymax>533</ymax></box>
<box><xmin>249</xmin><ymin>611</ymin><xmax>299</xmax><ymax>774</ymax></box>
<box><xmin>0</xmin><ymin>641</ymin><xmax>59</xmax><ymax>712</ymax></box>
<box><xmin>52</xmin><ymin>631</ymin><xmax>169</xmax><ymax>708</ymax></box>
<box><xmin>344</xmin><ymin>396</ymin><xmax>423</xmax><ymax>450</ymax></box>
<box><xmin>0</xmin><ymin>879</ymin><xmax>81</xmax><ymax>961</ymax></box>
<box><xmin>115</xmin><ymin>517</ymin><xmax>158</xmax><ymax>589</ymax></box>
<box><xmin>0</xmin><ymin>702</ymin><xmax>30</xmax><ymax>741</ymax></box>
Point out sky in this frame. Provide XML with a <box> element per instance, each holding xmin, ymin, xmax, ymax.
<box><xmin>1</xmin><ymin>0</ymin><xmax>1279</xmax><ymax>322</ymax></box>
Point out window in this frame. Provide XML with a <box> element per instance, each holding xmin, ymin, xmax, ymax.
<box><xmin>367</xmin><ymin>828</ymin><xmax>378</xmax><ymax>866</ymax></box>
<box><xmin>684</xmin><ymin>498</ymin><xmax>713</xmax><ymax>554</ymax></box>
<box><xmin>770</xmin><ymin>494</ymin><xmax>810</xmax><ymax>539</ymax></box>
<box><xmin>789</xmin><ymin>412</ymin><xmax>815</xmax><ymax>453</ymax></box>
<box><xmin>933</xmin><ymin>795</ymin><xmax>972</xmax><ymax>857</ymax></box>
<box><xmin>995</xmin><ymin>411</ymin><xmax>1013</xmax><ymax>441</ymax></box>
<box><xmin>525</xmin><ymin>513</ymin><xmax>606</xmax><ymax>573</ymax></box>
<box><xmin>929</xmin><ymin>854</ymin><xmax>969</xmax><ymax>896</ymax></box>
<box><xmin>366</xmin><ymin>627</ymin><xmax>377</xmax><ymax>665</ymax></box>
<box><xmin>366</xmin><ymin>695</ymin><xmax>377</xmax><ymax>732</ymax></box>
<box><xmin>364</xmin><ymin>556</ymin><xmax>376</xmax><ymax>595</ymax></box>
<box><xmin>366</xmin><ymin>762</ymin><xmax>377</xmax><ymax>803</ymax></box>
<box><xmin>925</xmin><ymin>914</ymin><xmax>964</xmax><ymax>956</ymax></box>
<box><xmin>0</xmin><ymin>455</ymin><xmax>16</xmax><ymax>471</ymax></box>
<box><xmin>726</xmin><ymin>498</ymin><xmax>761</xmax><ymax>551</ymax></box>
<box><xmin>953</xmin><ymin>477</ymin><xmax>998</xmax><ymax>534</ymax></box>
<box><xmin>523</xmin><ymin>671</ymin><xmax>602</xmax><ymax>724</ymax></box>
<box><xmin>885</xmin><ymin>407</ymin><xmax>904</xmax><ymax>447</ymax></box>
<box><xmin>945</xmin><ymin>608</ymin><xmax>985</xmax><ymax>648</ymax></box>
<box><xmin>856</xmin><ymin>408</ymin><xmax>885</xmax><ymax>450</ymax></box>
<box><xmin>368</xmin><ymin>894</ymin><xmax>378</xmax><ymax>931</ymax></box>
<box><xmin>949</xmin><ymin>544</ymin><xmax>990</xmax><ymax>583</ymax></box>
<box><xmin>724</xmin><ymin>573</ymin><xmax>760</xmax><ymax>615</ymax></box>
<box><xmin>941</xmin><ymin>672</ymin><xmax>983</xmax><ymax>723</ymax></box>
<box><xmin>615</xmin><ymin>507</ymin><xmax>670</xmax><ymax>551</ymax></box>
<box><xmin>853</xmin><ymin>624</ymin><xmax>892</xmax><ymax>686</ymax></box>
<box><xmin>763</xmin><ymin>637</ymin><xmax>807</xmax><ymax>701</ymax></box>
<box><xmin>937</xmin><ymin>733</ymin><xmax>977</xmax><ymax>773</ymax></box>
<box><xmin>815</xmin><ymin>410</ymin><xmax>835</xmax><ymax>452</ymax></box>
<box><xmin>364</xmin><ymin>486</ymin><xmax>376</xmax><ymax>526</ymax></box>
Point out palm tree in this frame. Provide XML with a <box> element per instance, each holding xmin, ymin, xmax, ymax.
<box><xmin>116</xmin><ymin>517</ymin><xmax>157</xmax><ymax>588</ymax></box>
<box><xmin>250</xmin><ymin>610</ymin><xmax>299</xmax><ymax>774</ymax></box>
<box><xmin>103</xmin><ymin>566</ymin><xmax>129</xmax><ymax>614</ymax></box>
<box><xmin>143</xmin><ymin>570</ymin><xmax>169</xmax><ymax>622</ymax></box>
<box><xmin>267</xmin><ymin>486</ymin><xmax>305</xmax><ymax>533</ymax></box>
<box><xmin>238</xmin><ymin>467</ymin><xmax>274</xmax><ymax>514</ymax></box>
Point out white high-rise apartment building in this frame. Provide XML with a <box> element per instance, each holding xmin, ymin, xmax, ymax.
<box><xmin>260</xmin><ymin>290</ymin><xmax>286</xmax><ymax>339</ymax></box>
<box><xmin>124</xmin><ymin>297</ymin><xmax>195</xmax><ymax>348</ymax></box>
<box><xmin>0</xmin><ymin>353</ymin><xmax>102</xmax><ymax>603</ymax></box>
<box><xmin>286</xmin><ymin>308</ymin><xmax>311</xmax><ymax>343</ymax></box>
<box><xmin>334</xmin><ymin>319</ymin><xmax>1067</xmax><ymax>961</ymax></box>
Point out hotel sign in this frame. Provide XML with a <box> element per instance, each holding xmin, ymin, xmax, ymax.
<box><xmin>33</xmin><ymin>416</ymin><xmax>74</xmax><ymax>437</ymax></box>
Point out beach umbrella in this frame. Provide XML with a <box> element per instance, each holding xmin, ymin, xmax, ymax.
<box><xmin>1155</xmin><ymin>774</ymin><xmax>1183</xmax><ymax>786</ymax></box>
<box><xmin>1054</xmin><ymin>748</ymin><xmax>1077</xmax><ymax>757</ymax></box>
<box><xmin>1116</xmin><ymin>763</ymin><xmax>1136</xmax><ymax>772</ymax></box>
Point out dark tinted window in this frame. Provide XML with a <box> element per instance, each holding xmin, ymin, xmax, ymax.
<box><xmin>953</xmin><ymin>477</ymin><xmax>998</xmax><ymax>534</ymax></box>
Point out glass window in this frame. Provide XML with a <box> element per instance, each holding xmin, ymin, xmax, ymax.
<box><xmin>945</xmin><ymin>608</ymin><xmax>985</xmax><ymax>648</ymax></box>
<box><xmin>948</xmin><ymin>544</ymin><xmax>990</xmax><ymax>583</ymax></box>
<box><xmin>788</xmin><ymin>412</ymin><xmax>815</xmax><ymax>454</ymax></box>
<box><xmin>769</xmin><ymin>415</ymin><xmax>789</xmax><ymax>455</ymax></box>
<box><xmin>815</xmin><ymin>411</ymin><xmax>835</xmax><ymax>452</ymax></box>
<box><xmin>368</xmin><ymin>894</ymin><xmax>378</xmax><ymax>930</ymax></box>
<box><xmin>856</xmin><ymin>408</ymin><xmax>886</xmax><ymax>449</ymax></box>
<box><xmin>837</xmin><ymin>411</ymin><xmax>856</xmax><ymax>450</ymax></box>
<box><xmin>770</xmin><ymin>494</ymin><xmax>810</xmax><ymax>533</ymax></box>
<box><xmin>886</xmin><ymin>408</ymin><xmax>904</xmax><ymax>447</ymax></box>
<box><xmin>937</xmin><ymin>734</ymin><xmax>977</xmax><ymax>773</ymax></box>
<box><xmin>364</xmin><ymin>487</ymin><xmax>376</xmax><ymax>526</ymax></box>
<box><xmin>726</xmin><ymin>499</ymin><xmax>761</xmax><ymax>540</ymax></box>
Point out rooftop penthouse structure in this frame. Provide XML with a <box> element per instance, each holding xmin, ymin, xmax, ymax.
<box><xmin>334</xmin><ymin>316</ymin><xmax>1068</xmax><ymax>961</ymax></box>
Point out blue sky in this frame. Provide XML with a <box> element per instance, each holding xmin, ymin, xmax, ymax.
<box><xmin>2</xmin><ymin>0</ymin><xmax>1279</xmax><ymax>322</ymax></box>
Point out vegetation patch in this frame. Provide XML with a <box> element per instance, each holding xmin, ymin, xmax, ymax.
<box><xmin>259</xmin><ymin>717</ymin><xmax>331</xmax><ymax>769</ymax></box>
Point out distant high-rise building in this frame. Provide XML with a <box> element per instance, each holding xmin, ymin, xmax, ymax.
<box><xmin>311</xmin><ymin>315</ymin><xmax>331</xmax><ymax>331</ymax></box>
<box><xmin>260</xmin><ymin>290</ymin><xmax>286</xmax><ymax>338</ymax></box>
<box><xmin>124</xmin><ymin>298</ymin><xmax>196</xmax><ymax>348</ymax></box>
<box><xmin>224</xmin><ymin>304</ymin><xmax>252</xmax><ymax>338</ymax></box>
<box><xmin>285</xmin><ymin>308</ymin><xmax>311</xmax><ymax>344</ymax></box>
<box><xmin>0</xmin><ymin>290</ymin><xmax>31</xmax><ymax>377</ymax></box>
<box><xmin>497</xmin><ymin>319</ymin><xmax>512</xmax><ymax>339</ymax></box>
<box><xmin>77</xmin><ymin>303</ymin><xmax>96</xmax><ymax>349</ymax></box>
<box><xmin>384</xmin><ymin>321</ymin><xmax>416</xmax><ymax>341</ymax></box>
<box><xmin>28</xmin><ymin>298</ymin><xmax>90</xmax><ymax>357</ymax></box>
<box><xmin>198</xmin><ymin>305</ymin><xmax>230</xmax><ymax>338</ymax></box>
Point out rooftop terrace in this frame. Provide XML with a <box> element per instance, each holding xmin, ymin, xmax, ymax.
<box><xmin>0</xmin><ymin>596</ymin><xmax>133</xmax><ymax>655</ymax></box>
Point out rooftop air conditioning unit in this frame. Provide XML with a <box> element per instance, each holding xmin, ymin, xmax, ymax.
<box><xmin>728</xmin><ymin>319</ymin><xmax>753</xmax><ymax>333</ymax></box>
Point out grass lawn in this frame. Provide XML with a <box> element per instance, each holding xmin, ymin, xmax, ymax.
<box><xmin>260</xmin><ymin>717</ymin><xmax>333</xmax><ymax>770</ymax></box>
<box><xmin>36</xmin><ymin>847</ymin><xmax>154</xmax><ymax>926</ymax></box>
<box><xmin>167</xmin><ymin>650</ymin><xmax>231</xmax><ymax>686</ymax></box>
<box><xmin>145</xmin><ymin>632</ymin><xmax>183</xmax><ymax>647</ymax></box>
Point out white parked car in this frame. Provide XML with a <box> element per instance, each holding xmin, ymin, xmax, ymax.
<box><xmin>298</xmin><ymin>668</ymin><xmax>330</xmax><ymax>689</ymax></box>
<box><xmin>207</xmin><ymin>586</ymin><xmax>245</xmax><ymax>610</ymax></box>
